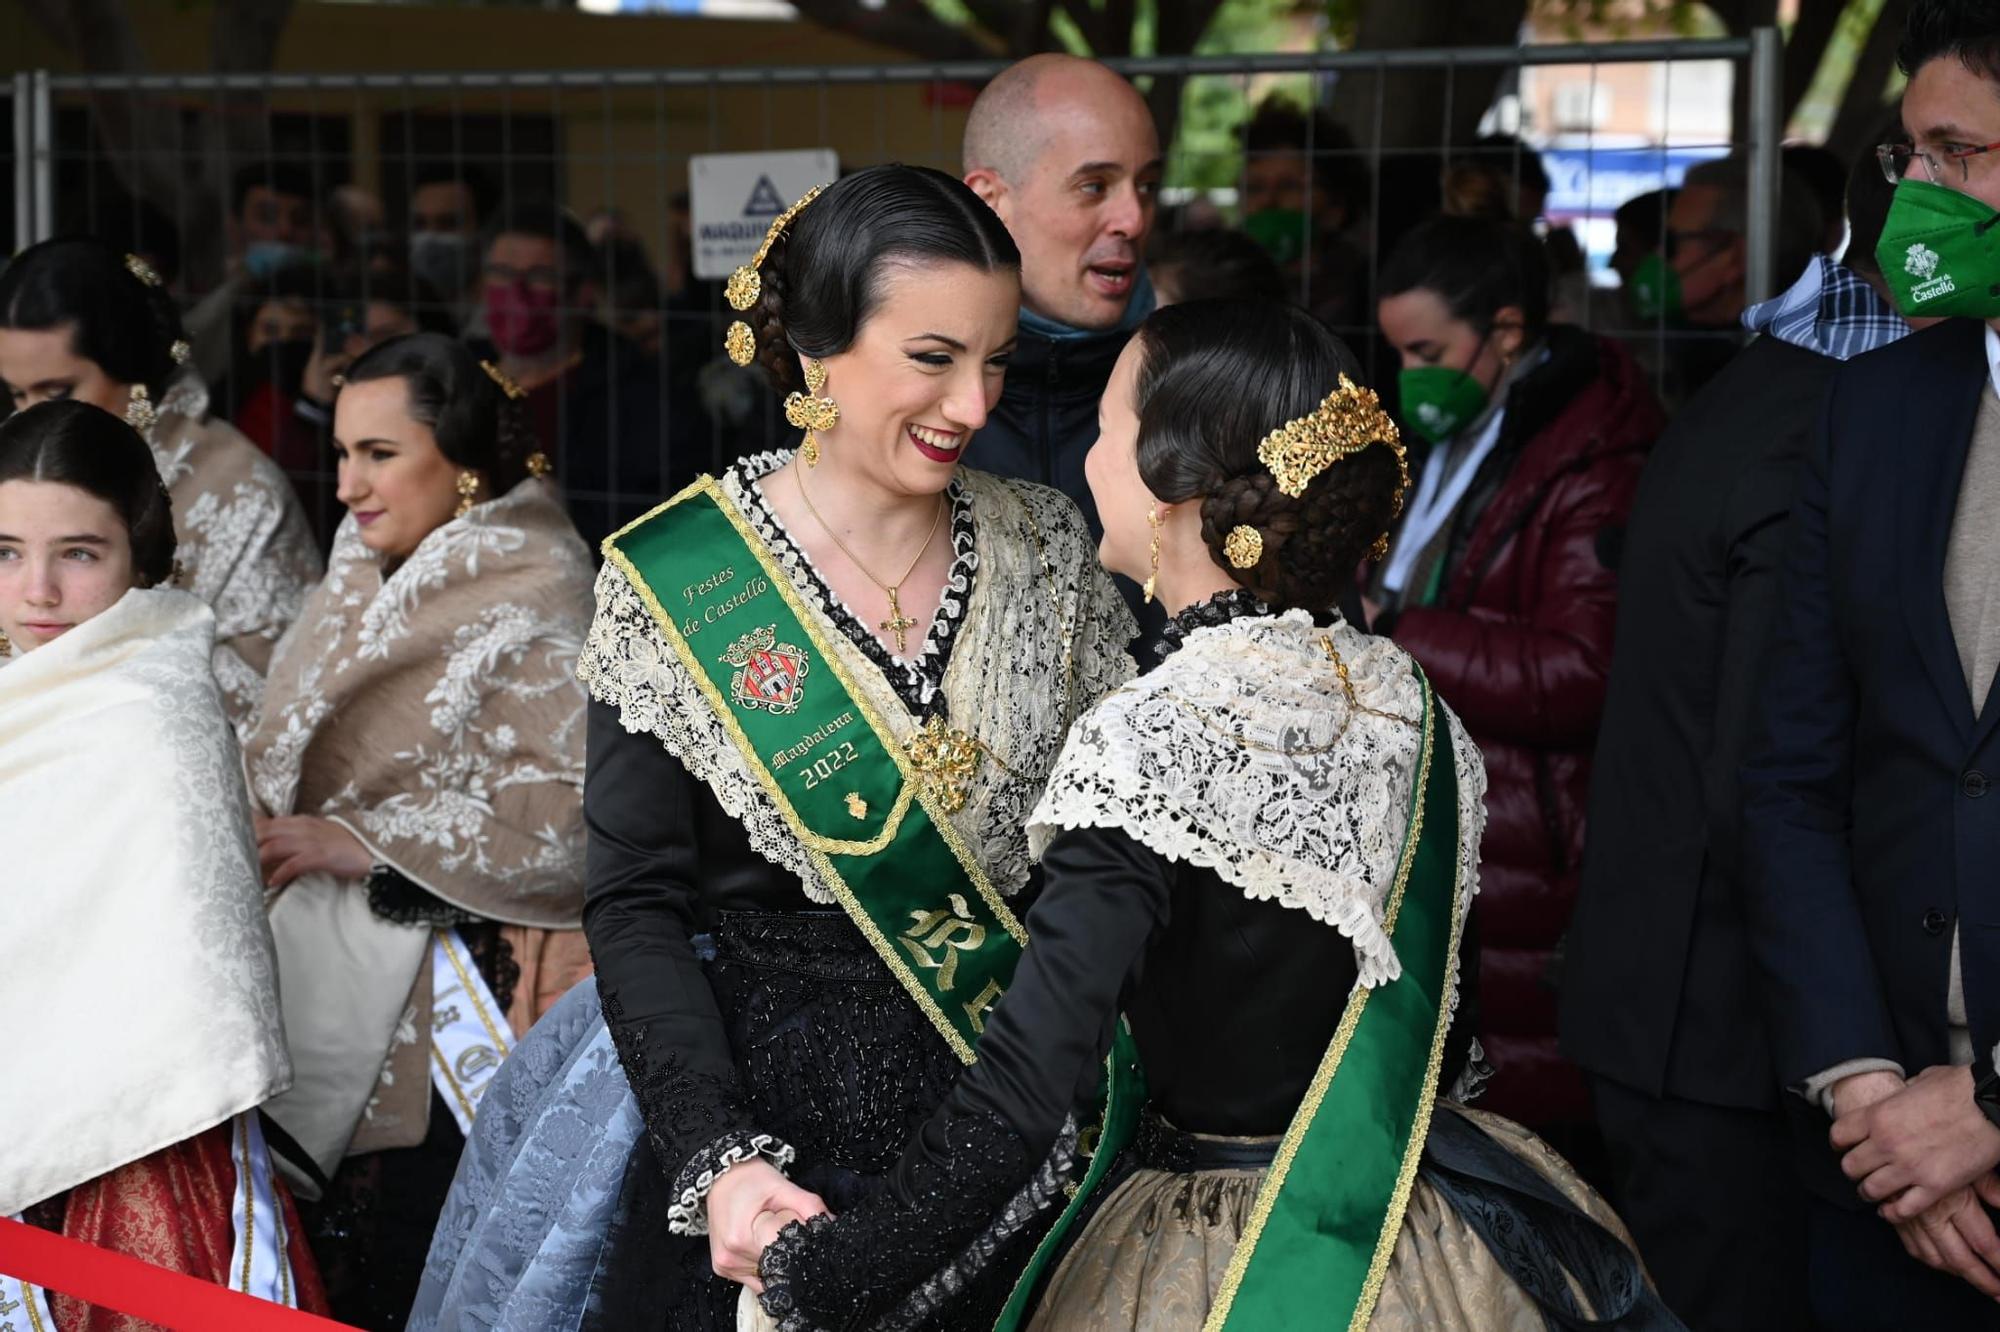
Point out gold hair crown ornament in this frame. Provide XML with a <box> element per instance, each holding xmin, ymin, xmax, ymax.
<box><xmin>1255</xmin><ymin>374</ymin><xmax>1405</xmax><ymax>499</ymax></box>
<box><xmin>724</xmin><ymin>184</ymin><xmax>827</xmax><ymax>367</ymax></box>
<box><xmin>481</xmin><ymin>359</ymin><xmax>529</xmax><ymax>401</ymax></box>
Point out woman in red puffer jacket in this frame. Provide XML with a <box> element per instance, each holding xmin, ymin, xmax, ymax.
<box><xmin>1366</xmin><ymin>215</ymin><xmax>1663</xmax><ymax>1132</ymax></box>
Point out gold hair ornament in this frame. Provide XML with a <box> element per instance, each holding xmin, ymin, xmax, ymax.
<box><xmin>785</xmin><ymin>358</ymin><xmax>839</xmax><ymax>467</ymax></box>
<box><xmin>526</xmin><ymin>451</ymin><xmax>553</xmax><ymax>479</ymax></box>
<box><xmin>169</xmin><ymin>339</ymin><xmax>191</xmax><ymax>366</ymax></box>
<box><xmin>1256</xmin><ymin>374</ymin><xmax>1405</xmax><ymax>499</ymax></box>
<box><xmin>480</xmin><ymin>359</ymin><xmax>529</xmax><ymax>401</ymax></box>
<box><xmin>723</xmin><ymin>183</ymin><xmax>828</xmax><ymax>366</ymax></box>
<box><xmin>124</xmin><ymin>253</ymin><xmax>162</xmax><ymax>288</ymax></box>
<box><xmin>1223</xmin><ymin>524</ymin><xmax>1263</xmax><ymax>570</ymax></box>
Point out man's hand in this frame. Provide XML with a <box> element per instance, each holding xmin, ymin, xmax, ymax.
<box><xmin>253</xmin><ymin>815</ymin><xmax>373</xmax><ymax>888</ymax></box>
<box><xmin>1829</xmin><ymin>1068</ymin><xmax>1905</xmax><ymax>1121</ymax></box>
<box><xmin>1890</xmin><ymin>1175</ymin><xmax>2000</xmax><ymax>1298</ymax></box>
<box><xmin>1834</xmin><ymin>1064</ymin><xmax>2000</xmax><ymax>1220</ymax></box>
<box><xmin>707</xmin><ymin>1159</ymin><xmax>828</xmax><ymax>1293</ymax></box>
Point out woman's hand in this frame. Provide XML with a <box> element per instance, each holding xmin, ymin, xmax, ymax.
<box><xmin>707</xmin><ymin>1158</ymin><xmax>828</xmax><ymax>1293</ymax></box>
<box><xmin>254</xmin><ymin>815</ymin><xmax>374</xmax><ymax>888</ymax></box>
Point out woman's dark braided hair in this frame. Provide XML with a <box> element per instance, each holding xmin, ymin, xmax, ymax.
<box><xmin>744</xmin><ymin>164</ymin><xmax>1019</xmax><ymax>394</ymax></box>
<box><xmin>1134</xmin><ymin>299</ymin><xmax>1405</xmax><ymax>614</ymax></box>
<box><xmin>339</xmin><ymin>332</ymin><xmax>545</xmax><ymax>493</ymax></box>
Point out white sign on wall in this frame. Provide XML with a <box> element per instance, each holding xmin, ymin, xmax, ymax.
<box><xmin>690</xmin><ymin>149</ymin><xmax>840</xmax><ymax>281</ymax></box>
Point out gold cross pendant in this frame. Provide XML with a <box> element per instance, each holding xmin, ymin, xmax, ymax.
<box><xmin>880</xmin><ymin>587</ymin><xmax>919</xmax><ymax>654</ymax></box>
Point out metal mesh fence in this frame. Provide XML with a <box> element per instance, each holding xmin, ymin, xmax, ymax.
<box><xmin>6</xmin><ymin>35</ymin><xmax>1776</xmax><ymax>551</ymax></box>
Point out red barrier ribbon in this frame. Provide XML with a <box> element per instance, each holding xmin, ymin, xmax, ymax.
<box><xmin>0</xmin><ymin>1216</ymin><xmax>355</xmax><ymax>1330</ymax></box>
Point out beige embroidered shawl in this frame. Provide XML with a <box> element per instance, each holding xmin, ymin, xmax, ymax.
<box><xmin>151</xmin><ymin>376</ymin><xmax>322</xmax><ymax>732</ymax></box>
<box><xmin>245</xmin><ymin>476</ymin><xmax>594</xmax><ymax>1171</ymax></box>
<box><xmin>0</xmin><ymin>589</ymin><xmax>290</xmax><ymax>1213</ymax></box>
<box><xmin>576</xmin><ymin>453</ymin><xmax>1138</xmax><ymax>903</ymax></box>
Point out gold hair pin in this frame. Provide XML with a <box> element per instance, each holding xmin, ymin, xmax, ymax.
<box><xmin>724</xmin><ymin>184</ymin><xmax>828</xmax><ymax>367</ymax></box>
<box><xmin>480</xmin><ymin>359</ymin><xmax>529</xmax><ymax>401</ymax></box>
<box><xmin>124</xmin><ymin>253</ymin><xmax>162</xmax><ymax>288</ymax></box>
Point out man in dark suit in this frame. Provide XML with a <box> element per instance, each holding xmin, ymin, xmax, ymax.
<box><xmin>1560</xmin><ymin>144</ymin><xmax>1905</xmax><ymax>1329</ymax></box>
<box><xmin>1743</xmin><ymin>3</ymin><xmax>2000</xmax><ymax>1323</ymax></box>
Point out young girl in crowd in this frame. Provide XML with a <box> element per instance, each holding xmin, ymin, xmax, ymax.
<box><xmin>0</xmin><ymin>400</ymin><xmax>327</xmax><ymax>1327</ymax></box>
<box><xmin>241</xmin><ymin>332</ymin><xmax>596</xmax><ymax>1328</ymax></box>
<box><xmin>0</xmin><ymin>237</ymin><xmax>321</xmax><ymax>732</ymax></box>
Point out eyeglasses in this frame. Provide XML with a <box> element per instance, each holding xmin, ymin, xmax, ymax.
<box><xmin>1663</xmin><ymin>226</ymin><xmax>1734</xmax><ymax>260</ymax></box>
<box><xmin>1877</xmin><ymin>139</ymin><xmax>2000</xmax><ymax>185</ymax></box>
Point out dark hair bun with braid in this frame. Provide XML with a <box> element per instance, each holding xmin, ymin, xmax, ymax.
<box><xmin>0</xmin><ymin>399</ymin><xmax>178</xmax><ymax>590</ymax></box>
<box><xmin>0</xmin><ymin>237</ymin><xmax>189</xmax><ymax>398</ymax></box>
<box><xmin>340</xmin><ymin>332</ymin><xmax>543</xmax><ymax>493</ymax></box>
<box><xmin>1135</xmin><ymin>300</ymin><xmax>1404</xmax><ymax>614</ymax></box>
<box><xmin>745</xmin><ymin>163</ymin><xmax>1019</xmax><ymax>395</ymax></box>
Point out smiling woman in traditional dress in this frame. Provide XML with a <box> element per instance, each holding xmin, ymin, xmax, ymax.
<box><xmin>749</xmin><ymin>300</ymin><xmax>1677</xmax><ymax>1332</ymax></box>
<box><xmin>0</xmin><ymin>237</ymin><xmax>320</xmax><ymax>732</ymax></box>
<box><xmin>410</xmin><ymin>163</ymin><xmax>1137</xmax><ymax>1331</ymax></box>
<box><xmin>0</xmin><ymin>400</ymin><xmax>328</xmax><ymax>1326</ymax></box>
<box><xmin>238</xmin><ymin>333</ymin><xmax>595</xmax><ymax>1329</ymax></box>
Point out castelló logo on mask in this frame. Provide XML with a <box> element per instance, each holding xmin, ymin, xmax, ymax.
<box><xmin>1416</xmin><ymin>403</ymin><xmax>1447</xmax><ymax>429</ymax></box>
<box><xmin>1905</xmin><ymin>242</ymin><xmax>1958</xmax><ymax>303</ymax></box>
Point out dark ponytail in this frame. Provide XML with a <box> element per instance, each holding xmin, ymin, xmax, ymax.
<box><xmin>1134</xmin><ymin>299</ymin><xmax>1404</xmax><ymax>614</ymax></box>
<box><xmin>744</xmin><ymin>164</ymin><xmax>1019</xmax><ymax>393</ymax></box>
<box><xmin>339</xmin><ymin>332</ymin><xmax>543</xmax><ymax>492</ymax></box>
<box><xmin>0</xmin><ymin>237</ymin><xmax>188</xmax><ymax>398</ymax></box>
<box><xmin>0</xmin><ymin>400</ymin><xmax>177</xmax><ymax>589</ymax></box>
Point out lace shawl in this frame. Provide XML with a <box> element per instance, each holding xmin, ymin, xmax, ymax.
<box><xmin>1027</xmin><ymin>610</ymin><xmax>1486</xmax><ymax>988</ymax></box>
<box><xmin>243</xmin><ymin>476</ymin><xmax>595</xmax><ymax>928</ymax></box>
<box><xmin>148</xmin><ymin>374</ymin><xmax>322</xmax><ymax>733</ymax></box>
<box><xmin>576</xmin><ymin>455</ymin><xmax>1136</xmax><ymax>903</ymax></box>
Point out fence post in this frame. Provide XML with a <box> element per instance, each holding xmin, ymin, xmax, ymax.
<box><xmin>1746</xmin><ymin>26</ymin><xmax>1782</xmax><ymax>305</ymax></box>
<box><xmin>12</xmin><ymin>72</ymin><xmax>31</xmax><ymax>250</ymax></box>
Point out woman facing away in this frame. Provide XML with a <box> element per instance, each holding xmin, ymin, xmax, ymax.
<box><xmin>0</xmin><ymin>237</ymin><xmax>322</xmax><ymax>733</ymax></box>
<box><xmin>0</xmin><ymin>400</ymin><xmax>328</xmax><ymax>1327</ymax></box>
<box><xmin>411</xmin><ymin>163</ymin><xmax>1137</xmax><ymax>1331</ymax></box>
<box><xmin>239</xmin><ymin>333</ymin><xmax>597</xmax><ymax>1329</ymax></box>
<box><xmin>749</xmin><ymin>301</ymin><xmax>1679</xmax><ymax>1331</ymax></box>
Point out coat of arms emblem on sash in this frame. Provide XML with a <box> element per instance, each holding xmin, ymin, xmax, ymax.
<box><xmin>720</xmin><ymin>624</ymin><xmax>809</xmax><ymax>715</ymax></box>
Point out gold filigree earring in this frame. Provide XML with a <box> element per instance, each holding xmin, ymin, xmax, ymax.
<box><xmin>0</xmin><ymin>627</ymin><xmax>12</xmax><ymax>657</ymax></box>
<box><xmin>1144</xmin><ymin>504</ymin><xmax>1169</xmax><ymax>605</ymax></box>
<box><xmin>124</xmin><ymin>384</ymin><xmax>157</xmax><ymax>433</ymax></box>
<box><xmin>785</xmin><ymin>358</ymin><xmax>839</xmax><ymax>467</ymax></box>
<box><xmin>455</xmin><ymin>470</ymin><xmax>481</xmax><ymax>518</ymax></box>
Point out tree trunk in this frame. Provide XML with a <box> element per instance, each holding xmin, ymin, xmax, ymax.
<box><xmin>1330</xmin><ymin>0</ymin><xmax>1529</xmax><ymax>152</ymax></box>
<box><xmin>1782</xmin><ymin>0</ymin><xmax>1849</xmax><ymax>123</ymax></box>
<box><xmin>1825</xmin><ymin>0</ymin><xmax>1909</xmax><ymax>164</ymax></box>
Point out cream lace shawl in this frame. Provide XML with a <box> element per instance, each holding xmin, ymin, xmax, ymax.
<box><xmin>243</xmin><ymin>477</ymin><xmax>594</xmax><ymax>927</ymax></box>
<box><xmin>1027</xmin><ymin>610</ymin><xmax>1487</xmax><ymax>989</ymax></box>
<box><xmin>0</xmin><ymin>589</ymin><xmax>289</xmax><ymax>1213</ymax></box>
<box><xmin>576</xmin><ymin>457</ymin><xmax>1137</xmax><ymax>901</ymax></box>
<box><xmin>150</xmin><ymin>375</ymin><xmax>322</xmax><ymax>733</ymax></box>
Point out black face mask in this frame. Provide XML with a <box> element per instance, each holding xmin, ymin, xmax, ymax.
<box><xmin>253</xmin><ymin>337</ymin><xmax>316</xmax><ymax>400</ymax></box>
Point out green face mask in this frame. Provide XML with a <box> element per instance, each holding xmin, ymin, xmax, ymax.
<box><xmin>1398</xmin><ymin>363</ymin><xmax>1490</xmax><ymax>444</ymax></box>
<box><xmin>1243</xmin><ymin>208</ymin><xmax>1309</xmax><ymax>266</ymax></box>
<box><xmin>1628</xmin><ymin>251</ymin><xmax>1682</xmax><ymax>323</ymax></box>
<box><xmin>1876</xmin><ymin>177</ymin><xmax>2000</xmax><ymax>318</ymax></box>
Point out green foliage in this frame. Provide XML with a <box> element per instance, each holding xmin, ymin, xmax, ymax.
<box><xmin>1165</xmin><ymin>0</ymin><xmax>1318</xmax><ymax>190</ymax></box>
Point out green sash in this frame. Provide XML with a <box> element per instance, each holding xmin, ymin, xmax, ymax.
<box><xmin>1204</xmin><ymin>675</ymin><xmax>1463</xmax><ymax>1331</ymax></box>
<box><xmin>604</xmin><ymin>477</ymin><xmax>1024</xmax><ymax>1059</ymax></box>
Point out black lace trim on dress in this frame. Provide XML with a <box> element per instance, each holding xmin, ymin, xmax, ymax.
<box><xmin>1152</xmin><ymin>587</ymin><xmax>1274</xmax><ymax>664</ymax></box>
<box><xmin>365</xmin><ymin>865</ymin><xmax>477</xmax><ymax>927</ymax></box>
<box><xmin>734</xmin><ymin>450</ymin><xmax>976</xmax><ymax>718</ymax></box>
<box><xmin>755</xmin><ymin>1109</ymin><xmax>1043</xmax><ymax>1331</ymax></box>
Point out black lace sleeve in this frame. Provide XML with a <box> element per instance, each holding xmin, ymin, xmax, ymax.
<box><xmin>582</xmin><ymin>697</ymin><xmax>780</xmax><ymax>1233</ymax></box>
<box><xmin>757</xmin><ymin>824</ymin><xmax>1172</xmax><ymax>1330</ymax></box>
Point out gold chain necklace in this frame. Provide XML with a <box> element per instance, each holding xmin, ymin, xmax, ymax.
<box><xmin>796</xmin><ymin>468</ymin><xmax>946</xmax><ymax>655</ymax></box>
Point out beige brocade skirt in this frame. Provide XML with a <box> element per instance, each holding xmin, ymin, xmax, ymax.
<box><xmin>1028</xmin><ymin>1105</ymin><xmax>1637</xmax><ymax>1332</ymax></box>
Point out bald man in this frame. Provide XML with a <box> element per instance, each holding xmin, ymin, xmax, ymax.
<box><xmin>961</xmin><ymin>55</ymin><xmax>1162</xmax><ymax>549</ymax></box>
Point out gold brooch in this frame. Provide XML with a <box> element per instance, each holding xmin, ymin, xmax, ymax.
<box><xmin>845</xmin><ymin>792</ymin><xmax>869</xmax><ymax>820</ymax></box>
<box><xmin>724</xmin><ymin>321</ymin><xmax>757</xmax><ymax>367</ymax></box>
<box><xmin>905</xmin><ymin>715</ymin><xmax>984</xmax><ymax>815</ymax></box>
<box><xmin>1256</xmin><ymin>374</ymin><xmax>1404</xmax><ymax>498</ymax></box>
<box><xmin>1223</xmin><ymin>524</ymin><xmax>1263</xmax><ymax>569</ymax></box>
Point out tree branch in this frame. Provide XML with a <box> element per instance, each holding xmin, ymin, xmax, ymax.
<box><xmin>787</xmin><ymin>0</ymin><xmax>1002</xmax><ymax>61</ymax></box>
<box><xmin>1826</xmin><ymin>0</ymin><xmax>1910</xmax><ymax>161</ymax></box>
<box><xmin>1782</xmin><ymin>0</ymin><xmax>1846</xmax><ymax>122</ymax></box>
